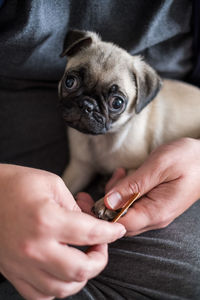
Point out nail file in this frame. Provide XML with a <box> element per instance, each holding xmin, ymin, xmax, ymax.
<box><xmin>111</xmin><ymin>192</ymin><xmax>140</xmax><ymax>223</ymax></box>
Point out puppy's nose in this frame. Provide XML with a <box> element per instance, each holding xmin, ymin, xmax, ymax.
<box><xmin>79</xmin><ymin>98</ymin><xmax>94</xmax><ymax>113</ymax></box>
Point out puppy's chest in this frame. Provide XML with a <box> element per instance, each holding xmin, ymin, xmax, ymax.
<box><xmin>88</xmin><ymin>136</ymin><xmax>147</xmax><ymax>173</ymax></box>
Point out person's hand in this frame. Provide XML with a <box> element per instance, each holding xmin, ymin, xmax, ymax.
<box><xmin>0</xmin><ymin>164</ymin><xmax>126</xmax><ymax>300</ymax></box>
<box><xmin>102</xmin><ymin>138</ymin><xmax>200</xmax><ymax>236</ymax></box>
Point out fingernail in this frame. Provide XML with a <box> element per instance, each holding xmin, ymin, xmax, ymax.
<box><xmin>107</xmin><ymin>192</ymin><xmax>122</xmax><ymax>209</ymax></box>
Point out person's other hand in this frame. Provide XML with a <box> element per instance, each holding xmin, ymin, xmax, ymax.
<box><xmin>0</xmin><ymin>164</ymin><xmax>126</xmax><ymax>300</ymax></box>
<box><xmin>103</xmin><ymin>138</ymin><xmax>200</xmax><ymax>236</ymax></box>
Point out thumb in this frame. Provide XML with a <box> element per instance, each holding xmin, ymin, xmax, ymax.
<box><xmin>104</xmin><ymin>153</ymin><xmax>165</xmax><ymax>210</ymax></box>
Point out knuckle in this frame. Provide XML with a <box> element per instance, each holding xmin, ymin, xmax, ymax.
<box><xmin>158</xmin><ymin>221</ymin><xmax>170</xmax><ymax>229</ymax></box>
<box><xmin>76</xmin><ymin>266</ymin><xmax>90</xmax><ymax>282</ymax></box>
<box><xmin>153</xmin><ymin>150</ymin><xmax>168</xmax><ymax>171</ymax></box>
<box><xmin>119</xmin><ymin>177</ymin><xmax>140</xmax><ymax>197</ymax></box>
<box><xmin>40</xmin><ymin>283</ymin><xmax>71</xmax><ymax>299</ymax></box>
<box><xmin>53</xmin><ymin>174</ymin><xmax>65</xmax><ymax>188</ymax></box>
<box><xmin>156</xmin><ymin>213</ymin><xmax>172</xmax><ymax>229</ymax></box>
<box><xmin>20</xmin><ymin>240</ymin><xmax>38</xmax><ymax>260</ymax></box>
<box><xmin>87</xmin><ymin>225</ymin><xmax>102</xmax><ymax>244</ymax></box>
<box><xmin>54</xmin><ymin>282</ymin><xmax>86</xmax><ymax>299</ymax></box>
<box><xmin>152</xmin><ymin>137</ymin><xmax>194</xmax><ymax>168</ymax></box>
<box><xmin>150</xmin><ymin>147</ymin><xmax>173</xmax><ymax>181</ymax></box>
<box><xmin>34</xmin><ymin>207</ymin><xmax>52</xmax><ymax>234</ymax></box>
<box><xmin>127</xmin><ymin>179</ymin><xmax>140</xmax><ymax>195</ymax></box>
<box><xmin>54</xmin><ymin>288</ymin><xmax>70</xmax><ymax>299</ymax></box>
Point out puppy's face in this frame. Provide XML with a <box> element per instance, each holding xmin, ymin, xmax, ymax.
<box><xmin>59</xmin><ymin>30</ymin><xmax>162</xmax><ymax>135</ymax></box>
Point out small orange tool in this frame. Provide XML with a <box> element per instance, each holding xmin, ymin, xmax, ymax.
<box><xmin>111</xmin><ymin>192</ymin><xmax>140</xmax><ymax>223</ymax></box>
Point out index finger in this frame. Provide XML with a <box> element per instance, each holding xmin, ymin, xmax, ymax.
<box><xmin>51</xmin><ymin>206</ymin><xmax>126</xmax><ymax>245</ymax></box>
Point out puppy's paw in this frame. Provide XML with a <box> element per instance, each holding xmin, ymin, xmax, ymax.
<box><xmin>92</xmin><ymin>198</ymin><xmax>118</xmax><ymax>221</ymax></box>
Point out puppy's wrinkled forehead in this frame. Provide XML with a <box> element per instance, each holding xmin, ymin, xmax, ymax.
<box><xmin>60</xmin><ymin>30</ymin><xmax>162</xmax><ymax>115</ymax></box>
<box><xmin>66</xmin><ymin>42</ymin><xmax>136</xmax><ymax>95</ymax></box>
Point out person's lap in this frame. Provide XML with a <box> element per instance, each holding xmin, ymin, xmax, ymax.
<box><xmin>1</xmin><ymin>199</ymin><xmax>200</xmax><ymax>300</ymax></box>
<box><xmin>68</xmin><ymin>199</ymin><xmax>200</xmax><ymax>300</ymax></box>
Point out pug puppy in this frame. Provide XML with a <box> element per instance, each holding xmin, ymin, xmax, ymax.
<box><xmin>59</xmin><ymin>30</ymin><xmax>200</xmax><ymax>220</ymax></box>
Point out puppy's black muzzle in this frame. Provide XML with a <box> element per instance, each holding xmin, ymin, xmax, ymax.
<box><xmin>78</xmin><ymin>97</ymin><xmax>95</xmax><ymax>114</ymax></box>
<box><xmin>78</xmin><ymin>97</ymin><xmax>104</xmax><ymax>124</ymax></box>
<box><xmin>60</xmin><ymin>96</ymin><xmax>109</xmax><ymax>135</ymax></box>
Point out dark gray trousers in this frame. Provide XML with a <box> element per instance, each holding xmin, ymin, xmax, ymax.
<box><xmin>1</xmin><ymin>199</ymin><xmax>200</xmax><ymax>299</ymax></box>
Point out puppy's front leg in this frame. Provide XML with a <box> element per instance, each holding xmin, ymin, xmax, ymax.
<box><xmin>62</xmin><ymin>159</ymin><xmax>94</xmax><ymax>195</ymax></box>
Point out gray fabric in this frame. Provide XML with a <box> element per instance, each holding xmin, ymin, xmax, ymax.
<box><xmin>0</xmin><ymin>0</ymin><xmax>193</xmax><ymax>81</ymax></box>
<box><xmin>1</xmin><ymin>200</ymin><xmax>200</xmax><ymax>300</ymax></box>
<box><xmin>0</xmin><ymin>0</ymin><xmax>199</xmax><ymax>299</ymax></box>
<box><xmin>71</xmin><ymin>201</ymin><xmax>200</xmax><ymax>300</ymax></box>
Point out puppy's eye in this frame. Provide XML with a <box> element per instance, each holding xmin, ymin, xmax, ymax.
<box><xmin>109</xmin><ymin>96</ymin><xmax>124</xmax><ymax>111</ymax></box>
<box><xmin>64</xmin><ymin>75</ymin><xmax>79</xmax><ymax>90</ymax></box>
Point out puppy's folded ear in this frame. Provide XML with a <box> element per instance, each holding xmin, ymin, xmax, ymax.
<box><xmin>133</xmin><ymin>57</ymin><xmax>162</xmax><ymax>114</ymax></box>
<box><xmin>60</xmin><ymin>29</ymin><xmax>93</xmax><ymax>57</ymax></box>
